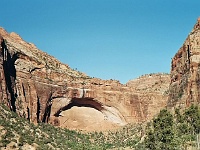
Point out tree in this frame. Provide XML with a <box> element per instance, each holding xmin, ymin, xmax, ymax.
<box><xmin>183</xmin><ymin>105</ymin><xmax>200</xmax><ymax>149</ymax></box>
<box><xmin>184</xmin><ymin>104</ymin><xmax>200</xmax><ymax>134</ymax></box>
<box><xmin>145</xmin><ymin>109</ymin><xmax>179</xmax><ymax>150</ymax></box>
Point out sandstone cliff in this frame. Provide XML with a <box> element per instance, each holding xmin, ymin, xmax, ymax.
<box><xmin>168</xmin><ymin>18</ymin><xmax>200</xmax><ymax>110</ymax></box>
<box><xmin>0</xmin><ymin>27</ymin><xmax>170</xmax><ymax>131</ymax></box>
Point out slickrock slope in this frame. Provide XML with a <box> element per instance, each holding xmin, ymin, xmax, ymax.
<box><xmin>0</xmin><ymin>27</ymin><xmax>170</xmax><ymax>131</ymax></box>
<box><xmin>168</xmin><ymin>18</ymin><xmax>200</xmax><ymax>110</ymax></box>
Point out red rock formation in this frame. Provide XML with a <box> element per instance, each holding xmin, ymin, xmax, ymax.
<box><xmin>168</xmin><ymin>18</ymin><xmax>200</xmax><ymax>110</ymax></box>
<box><xmin>0</xmin><ymin>27</ymin><xmax>170</xmax><ymax>131</ymax></box>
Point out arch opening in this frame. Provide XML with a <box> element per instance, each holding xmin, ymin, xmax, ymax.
<box><xmin>52</xmin><ymin>97</ymin><xmax>127</xmax><ymax>131</ymax></box>
<box><xmin>54</xmin><ymin>98</ymin><xmax>104</xmax><ymax>117</ymax></box>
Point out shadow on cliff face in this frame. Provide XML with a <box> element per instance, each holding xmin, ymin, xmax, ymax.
<box><xmin>42</xmin><ymin>93</ymin><xmax>53</xmax><ymax>123</ymax></box>
<box><xmin>1</xmin><ymin>39</ymin><xmax>18</xmax><ymax>112</ymax></box>
<box><xmin>54</xmin><ymin>98</ymin><xmax>104</xmax><ymax>117</ymax></box>
<box><xmin>53</xmin><ymin>97</ymin><xmax>127</xmax><ymax>131</ymax></box>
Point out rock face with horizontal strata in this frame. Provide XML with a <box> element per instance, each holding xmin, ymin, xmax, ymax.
<box><xmin>0</xmin><ymin>27</ymin><xmax>170</xmax><ymax>131</ymax></box>
<box><xmin>168</xmin><ymin>18</ymin><xmax>200</xmax><ymax>110</ymax></box>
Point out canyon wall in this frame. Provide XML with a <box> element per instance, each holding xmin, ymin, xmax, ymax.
<box><xmin>0</xmin><ymin>27</ymin><xmax>169</xmax><ymax>131</ymax></box>
<box><xmin>168</xmin><ymin>18</ymin><xmax>200</xmax><ymax>110</ymax></box>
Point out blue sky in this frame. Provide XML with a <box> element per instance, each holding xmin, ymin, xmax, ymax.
<box><xmin>1</xmin><ymin>1</ymin><xmax>200</xmax><ymax>83</ymax></box>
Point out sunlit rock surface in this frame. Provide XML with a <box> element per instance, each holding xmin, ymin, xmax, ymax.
<box><xmin>0</xmin><ymin>27</ymin><xmax>170</xmax><ymax>131</ymax></box>
<box><xmin>168</xmin><ymin>18</ymin><xmax>200</xmax><ymax>110</ymax></box>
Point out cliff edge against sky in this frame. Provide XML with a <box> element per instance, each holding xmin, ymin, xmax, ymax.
<box><xmin>0</xmin><ymin>26</ymin><xmax>170</xmax><ymax>131</ymax></box>
<box><xmin>1</xmin><ymin>18</ymin><xmax>200</xmax><ymax>131</ymax></box>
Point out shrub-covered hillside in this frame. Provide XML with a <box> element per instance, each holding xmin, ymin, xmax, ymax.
<box><xmin>144</xmin><ymin>105</ymin><xmax>200</xmax><ymax>150</ymax></box>
<box><xmin>1</xmin><ymin>103</ymin><xmax>200</xmax><ymax>150</ymax></box>
<box><xmin>0</xmin><ymin>104</ymin><xmax>142</xmax><ymax>150</ymax></box>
